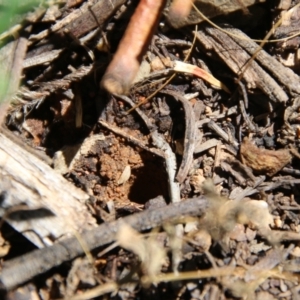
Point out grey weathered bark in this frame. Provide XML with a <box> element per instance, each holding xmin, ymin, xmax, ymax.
<box><xmin>0</xmin><ymin>130</ymin><xmax>97</xmax><ymax>248</ymax></box>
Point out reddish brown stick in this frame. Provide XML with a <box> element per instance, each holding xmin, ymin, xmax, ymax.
<box><xmin>168</xmin><ymin>0</ymin><xmax>193</xmax><ymax>24</ymax></box>
<box><xmin>101</xmin><ymin>0</ymin><xmax>167</xmax><ymax>95</ymax></box>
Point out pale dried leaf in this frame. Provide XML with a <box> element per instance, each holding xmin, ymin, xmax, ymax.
<box><xmin>117</xmin><ymin>165</ymin><xmax>131</xmax><ymax>185</ymax></box>
<box><xmin>173</xmin><ymin>61</ymin><xmax>230</xmax><ymax>93</ymax></box>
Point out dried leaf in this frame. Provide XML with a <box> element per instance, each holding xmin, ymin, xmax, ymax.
<box><xmin>173</xmin><ymin>61</ymin><xmax>230</xmax><ymax>93</ymax></box>
<box><xmin>240</xmin><ymin>137</ymin><xmax>292</xmax><ymax>176</ymax></box>
<box><xmin>117</xmin><ymin>165</ymin><xmax>131</xmax><ymax>185</ymax></box>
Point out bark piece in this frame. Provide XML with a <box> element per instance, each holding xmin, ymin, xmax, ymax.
<box><xmin>0</xmin><ymin>38</ymin><xmax>27</xmax><ymax>99</ymax></box>
<box><xmin>196</xmin><ymin>26</ymin><xmax>289</xmax><ymax>103</ymax></box>
<box><xmin>0</xmin><ymin>38</ymin><xmax>27</xmax><ymax>124</ymax></box>
<box><xmin>64</xmin><ymin>0</ymin><xmax>126</xmax><ymax>39</ymax></box>
<box><xmin>29</xmin><ymin>0</ymin><xmax>126</xmax><ymax>43</ymax></box>
<box><xmin>33</xmin><ymin>65</ymin><xmax>92</xmax><ymax>93</ymax></box>
<box><xmin>0</xmin><ymin>131</ymin><xmax>96</xmax><ymax>248</ymax></box>
<box><xmin>226</xmin><ymin>27</ymin><xmax>300</xmax><ymax>96</ymax></box>
<box><xmin>23</xmin><ymin>49</ymin><xmax>64</xmax><ymax>69</ymax></box>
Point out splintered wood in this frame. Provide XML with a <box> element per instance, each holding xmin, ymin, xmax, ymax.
<box><xmin>0</xmin><ymin>132</ymin><xmax>96</xmax><ymax>248</ymax></box>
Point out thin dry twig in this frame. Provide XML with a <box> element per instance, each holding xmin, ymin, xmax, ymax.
<box><xmin>151</xmin><ymin>131</ymin><xmax>180</xmax><ymax>203</ymax></box>
<box><xmin>161</xmin><ymin>89</ymin><xmax>196</xmax><ymax>183</ymax></box>
<box><xmin>98</xmin><ymin>119</ymin><xmax>164</xmax><ymax>158</ymax></box>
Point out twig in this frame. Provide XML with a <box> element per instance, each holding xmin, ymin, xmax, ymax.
<box><xmin>213</xmin><ymin>142</ymin><xmax>222</xmax><ymax>172</ymax></box>
<box><xmin>161</xmin><ymin>90</ymin><xmax>196</xmax><ymax>183</ymax></box>
<box><xmin>282</xmin><ymin>167</ymin><xmax>300</xmax><ymax>176</ymax></box>
<box><xmin>101</xmin><ymin>0</ymin><xmax>166</xmax><ymax>95</ymax></box>
<box><xmin>114</xmin><ymin>95</ymin><xmax>155</xmax><ymax>131</ymax></box>
<box><xmin>207</xmin><ymin>120</ymin><xmax>239</xmax><ymax>149</ymax></box>
<box><xmin>194</xmin><ymin>138</ymin><xmax>219</xmax><ymax>154</ymax></box>
<box><xmin>220</xmin><ymin>161</ymin><xmax>246</xmax><ymax>186</ymax></box>
<box><xmin>151</xmin><ymin>131</ymin><xmax>182</xmax><ymax>272</ymax></box>
<box><xmin>74</xmin><ymin>86</ymin><xmax>83</xmax><ymax>128</ymax></box>
<box><xmin>0</xmin><ymin>196</ymin><xmax>208</xmax><ymax>291</ymax></box>
<box><xmin>239</xmin><ymin>100</ymin><xmax>256</xmax><ymax>132</ymax></box>
<box><xmin>151</xmin><ymin>131</ymin><xmax>180</xmax><ymax>203</ymax></box>
<box><xmin>236</xmin><ymin>80</ymin><xmax>249</xmax><ymax>109</ymax></box>
<box><xmin>98</xmin><ymin>119</ymin><xmax>164</xmax><ymax>158</ymax></box>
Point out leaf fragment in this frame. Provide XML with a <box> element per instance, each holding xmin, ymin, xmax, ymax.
<box><xmin>240</xmin><ymin>137</ymin><xmax>292</xmax><ymax>176</ymax></box>
<box><xmin>173</xmin><ymin>61</ymin><xmax>230</xmax><ymax>93</ymax></box>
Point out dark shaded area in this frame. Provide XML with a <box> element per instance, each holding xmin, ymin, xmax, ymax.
<box><xmin>129</xmin><ymin>153</ymin><xmax>169</xmax><ymax>204</ymax></box>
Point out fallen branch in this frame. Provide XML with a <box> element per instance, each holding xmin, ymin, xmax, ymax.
<box><xmin>0</xmin><ymin>196</ymin><xmax>208</xmax><ymax>292</ymax></box>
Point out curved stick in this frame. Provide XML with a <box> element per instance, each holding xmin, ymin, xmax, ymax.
<box><xmin>101</xmin><ymin>0</ymin><xmax>167</xmax><ymax>95</ymax></box>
